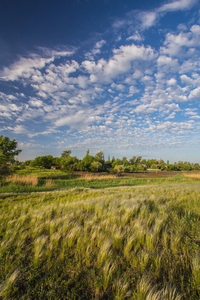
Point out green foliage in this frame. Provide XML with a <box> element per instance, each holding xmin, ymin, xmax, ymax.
<box><xmin>112</xmin><ymin>158</ymin><xmax>122</xmax><ymax>168</ymax></box>
<box><xmin>113</xmin><ymin>164</ymin><xmax>125</xmax><ymax>174</ymax></box>
<box><xmin>129</xmin><ymin>156</ymin><xmax>136</xmax><ymax>165</ymax></box>
<box><xmin>0</xmin><ymin>135</ymin><xmax>21</xmax><ymax>171</ymax></box>
<box><xmin>90</xmin><ymin>161</ymin><xmax>103</xmax><ymax>172</ymax></box>
<box><xmin>52</xmin><ymin>157</ymin><xmax>62</xmax><ymax>167</ymax></box>
<box><xmin>94</xmin><ymin>151</ymin><xmax>104</xmax><ymax>163</ymax></box>
<box><xmin>77</xmin><ymin>152</ymin><xmax>94</xmax><ymax>171</ymax></box>
<box><xmin>31</xmin><ymin>155</ymin><xmax>54</xmax><ymax>169</ymax></box>
<box><xmin>61</xmin><ymin>150</ymin><xmax>71</xmax><ymax>158</ymax></box>
<box><xmin>61</xmin><ymin>156</ymin><xmax>78</xmax><ymax>171</ymax></box>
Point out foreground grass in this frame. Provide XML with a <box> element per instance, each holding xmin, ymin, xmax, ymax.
<box><xmin>0</xmin><ymin>185</ymin><xmax>200</xmax><ymax>299</ymax></box>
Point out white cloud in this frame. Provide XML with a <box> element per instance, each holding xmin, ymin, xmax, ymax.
<box><xmin>85</xmin><ymin>40</ymin><xmax>106</xmax><ymax>59</ymax></box>
<box><xmin>126</xmin><ymin>31</ymin><xmax>143</xmax><ymax>41</ymax></box>
<box><xmin>139</xmin><ymin>11</ymin><xmax>157</xmax><ymax>29</ymax></box>
<box><xmin>135</xmin><ymin>104</ymin><xmax>156</xmax><ymax>114</ymax></box>
<box><xmin>157</xmin><ymin>55</ymin><xmax>179</xmax><ymax>72</ymax></box>
<box><xmin>161</xmin><ymin>24</ymin><xmax>200</xmax><ymax>57</ymax></box>
<box><xmin>165</xmin><ymin>112</ymin><xmax>176</xmax><ymax>119</ymax></box>
<box><xmin>7</xmin><ymin>124</ymin><xmax>29</xmax><ymax>134</ymax></box>
<box><xmin>1</xmin><ymin>49</ymin><xmax>75</xmax><ymax>81</ymax></box>
<box><xmin>83</xmin><ymin>44</ymin><xmax>155</xmax><ymax>83</ymax></box>
<box><xmin>189</xmin><ymin>87</ymin><xmax>200</xmax><ymax>99</ymax></box>
<box><xmin>28</xmin><ymin>98</ymin><xmax>44</xmax><ymax>107</ymax></box>
<box><xmin>167</xmin><ymin>78</ymin><xmax>177</xmax><ymax>85</ymax></box>
<box><xmin>158</xmin><ymin>0</ymin><xmax>197</xmax><ymax>13</ymax></box>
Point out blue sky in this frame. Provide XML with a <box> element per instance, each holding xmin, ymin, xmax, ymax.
<box><xmin>0</xmin><ymin>0</ymin><xmax>200</xmax><ymax>163</ymax></box>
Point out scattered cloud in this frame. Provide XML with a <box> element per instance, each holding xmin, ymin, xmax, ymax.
<box><xmin>1</xmin><ymin>0</ymin><xmax>200</xmax><ymax>161</ymax></box>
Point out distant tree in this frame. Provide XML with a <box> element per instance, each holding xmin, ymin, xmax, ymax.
<box><xmin>136</xmin><ymin>156</ymin><xmax>142</xmax><ymax>164</ymax></box>
<box><xmin>111</xmin><ymin>156</ymin><xmax>115</xmax><ymax>163</ymax></box>
<box><xmin>141</xmin><ymin>159</ymin><xmax>147</xmax><ymax>165</ymax></box>
<box><xmin>105</xmin><ymin>160</ymin><xmax>112</xmax><ymax>170</ymax></box>
<box><xmin>24</xmin><ymin>160</ymin><xmax>32</xmax><ymax>166</ymax></box>
<box><xmin>77</xmin><ymin>150</ymin><xmax>94</xmax><ymax>171</ymax></box>
<box><xmin>147</xmin><ymin>159</ymin><xmax>158</xmax><ymax>168</ymax></box>
<box><xmin>112</xmin><ymin>158</ymin><xmax>122</xmax><ymax>168</ymax></box>
<box><xmin>0</xmin><ymin>135</ymin><xmax>22</xmax><ymax>170</ymax></box>
<box><xmin>94</xmin><ymin>151</ymin><xmax>105</xmax><ymax>170</ymax></box>
<box><xmin>129</xmin><ymin>156</ymin><xmax>136</xmax><ymax>165</ymax></box>
<box><xmin>159</xmin><ymin>162</ymin><xmax>166</xmax><ymax>171</ymax></box>
<box><xmin>122</xmin><ymin>157</ymin><xmax>129</xmax><ymax>166</ymax></box>
<box><xmin>61</xmin><ymin>150</ymin><xmax>71</xmax><ymax>158</ymax></box>
<box><xmin>32</xmin><ymin>155</ymin><xmax>54</xmax><ymax>169</ymax></box>
<box><xmin>90</xmin><ymin>161</ymin><xmax>103</xmax><ymax>172</ymax></box>
<box><xmin>61</xmin><ymin>156</ymin><xmax>78</xmax><ymax>171</ymax></box>
<box><xmin>52</xmin><ymin>157</ymin><xmax>62</xmax><ymax>167</ymax></box>
<box><xmin>193</xmin><ymin>163</ymin><xmax>200</xmax><ymax>170</ymax></box>
<box><xmin>94</xmin><ymin>151</ymin><xmax>104</xmax><ymax>163</ymax></box>
<box><xmin>167</xmin><ymin>164</ymin><xmax>177</xmax><ymax>171</ymax></box>
<box><xmin>114</xmin><ymin>165</ymin><xmax>125</xmax><ymax>175</ymax></box>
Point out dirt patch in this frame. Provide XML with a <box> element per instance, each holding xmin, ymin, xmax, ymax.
<box><xmin>73</xmin><ymin>171</ymin><xmax>181</xmax><ymax>179</ymax></box>
<box><xmin>121</xmin><ymin>171</ymin><xmax>181</xmax><ymax>178</ymax></box>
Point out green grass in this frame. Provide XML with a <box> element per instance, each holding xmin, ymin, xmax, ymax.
<box><xmin>0</xmin><ymin>185</ymin><xmax>200</xmax><ymax>299</ymax></box>
<box><xmin>1</xmin><ymin>167</ymin><xmax>200</xmax><ymax>193</ymax></box>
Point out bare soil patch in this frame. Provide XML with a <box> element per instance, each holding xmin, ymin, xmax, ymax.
<box><xmin>73</xmin><ymin>171</ymin><xmax>181</xmax><ymax>179</ymax></box>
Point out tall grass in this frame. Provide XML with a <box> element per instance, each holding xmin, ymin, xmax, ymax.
<box><xmin>5</xmin><ymin>174</ymin><xmax>38</xmax><ymax>186</ymax></box>
<box><xmin>0</xmin><ymin>185</ymin><xmax>200</xmax><ymax>299</ymax></box>
<box><xmin>80</xmin><ymin>173</ymin><xmax>118</xmax><ymax>180</ymax></box>
<box><xmin>184</xmin><ymin>172</ymin><xmax>200</xmax><ymax>179</ymax></box>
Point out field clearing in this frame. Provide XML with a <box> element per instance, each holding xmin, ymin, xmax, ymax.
<box><xmin>1</xmin><ymin>169</ymin><xmax>200</xmax><ymax>193</ymax></box>
<box><xmin>0</xmin><ymin>184</ymin><xmax>200</xmax><ymax>299</ymax></box>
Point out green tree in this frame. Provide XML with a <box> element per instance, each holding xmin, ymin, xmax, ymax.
<box><xmin>32</xmin><ymin>155</ymin><xmax>54</xmax><ymax>169</ymax></box>
<box><xmin>61</xmin><ymin>150</ymin><xmax>71</xmax><ymax>158</ymax></box>
<box><xmin>61</xmin><ymin>156</ymin><xmax>78</xmax><ymax>171</ymax></box>
<box><xmin>90</xmin><ymin>161</ymin><xmax>103</xmax><ymax>172</ymax></box>
<box><xmin>129</xmin><ymin>156</ymin><xmax>136</xmax><ymax>165</ymax></box>
<box><xmin>77</xmin><ymin>151</ymin><xmax>94</xmax><ymax>171</ymax></box>
<box><xmin>122</xmin><ymin>157</ymin><xmax>129</xmax><ymax>166</ymax></box>
<box><xmin>0</xmin><ymin>135</ymin><xmax>22</xmax><ymax>170</ymax></box>
<box><xmin>112</xmin><ymin>158</ymin><xmax>122</xmax><ymax>168</ymax></box>
<box><xmin>94</xmin><ymin>151</ymin><xmax>104</xmax><ymax>163</ymax></box>
<box><xmin>114</xmin><ymin>165</ymin><xmax>125</xmax><ymax>175</ymax></box>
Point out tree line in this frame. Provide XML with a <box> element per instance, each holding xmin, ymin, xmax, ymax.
<box><xmin>1</xmin><ymin>135</ymin><xmax>200</xmax><ymax>173</ymax></box>
<box><xmin>24</xmin><ymin>151</ymin><xmax>200</xmax><ymax>173</ymax></box>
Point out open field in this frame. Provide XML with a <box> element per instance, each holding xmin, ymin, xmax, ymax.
<box><xmin>0</xmin><ymin>184</ymin><xmax>200</xmax><ymax>299</ymax></box>
<box><xmin>1</xmin><ymin>169</ymin><xmax>200</xmax><ymax>193</ymax></box>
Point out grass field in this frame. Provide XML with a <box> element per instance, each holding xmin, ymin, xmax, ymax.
<box><xmin>0</xmin><ymin>182</ymin><xmax>200</xmax><ymax>299</ymax></box>
<box><xmin>1</xmin><ymin>168</ymin><xmax>200</xmax><ymax>193</ymax></box>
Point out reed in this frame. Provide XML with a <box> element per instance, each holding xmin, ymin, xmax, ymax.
<box><xmin>184</xmin><ymin>172</ymin><xmax>200</xmax><ymax>179</ymax></box>
<box><xmin>80</xmin><ymin>173</ymin><xmax>118</xmax><ymax>180</ymax></box>
<box><xmin>5</xmin><ymin>174</ymin><xmax>38</xmax><ymax>186</ymax></box>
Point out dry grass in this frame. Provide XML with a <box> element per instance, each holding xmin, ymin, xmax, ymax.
<box><xmin>80</xmin><ymin>174</ymin><xmax>118</xmax><ymax>181</ymax></box>
<box><xmin>183</xmin><ymin>173</ymin><xmax>200</xmax><ymax>179</ymax></box>
<box><xmin>45</xmin><ymin>179</ymin><xmax>56</xmax><ymax>188</ymax></box>
<box><xmin>5</xmin><ymin>174</ymin><xmax>38</xmax><ymax>186</ymax></box>
<box><xmin>0</xmin><ymin>185</ymin><xmax>199</xmax><ymax>299</ymax></box>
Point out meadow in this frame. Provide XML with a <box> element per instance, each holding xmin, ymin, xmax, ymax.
<box><xmin>1</xmin><ymin>167</ymin><xmax>200</xmax><ymax>193</ymax></box>
<box><xmin>0</xmin><ymin>170</ymin><xmax>200</xmax><ymax>299</ymax></box>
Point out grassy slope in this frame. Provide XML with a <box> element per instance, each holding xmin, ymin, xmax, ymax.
<box><xmin>0</xmin><ymin>185</ymin><xmax>200</xmax><ymax>299</ymax></box>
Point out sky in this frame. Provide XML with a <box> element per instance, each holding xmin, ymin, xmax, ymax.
<box><xmin>0</xmin><ymin>0</ymin><xmax>200</xmax><ymax>163</ymax></box>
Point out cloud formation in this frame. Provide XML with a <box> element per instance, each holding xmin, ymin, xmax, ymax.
<box><xmin>0</xmin><ymin>0</ymin><xmax>200</xmax><ymax>161</ymax></box>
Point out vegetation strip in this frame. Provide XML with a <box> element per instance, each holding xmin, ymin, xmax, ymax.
<box><xmin>0</xmin><ymin>185</ymin><xmax>200</xmax><ymax>299</ymax></box>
